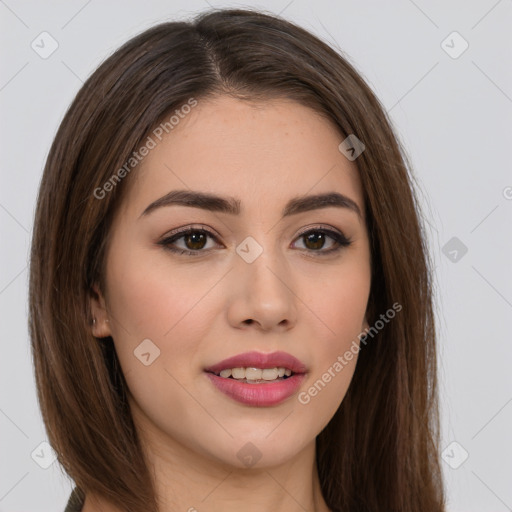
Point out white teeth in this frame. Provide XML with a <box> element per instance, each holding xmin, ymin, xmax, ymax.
<box><xmin>216</xmin><ymin>366</ymin><xmax>293</xmax><ymax>381</ymax></box>
<box><xmin>262</xmin><ymin>368</ymin><xmax>278</xmax><ymax>380</ymax></box>
<box><xmin>245</xmin><ymin>367</ymin><xmax>263</xmax><ymax>380</ymax></box>
<box><xmin>232</xmin><ymin>367</ymin><xmax>245</xmax><ymax>379</ymax></box>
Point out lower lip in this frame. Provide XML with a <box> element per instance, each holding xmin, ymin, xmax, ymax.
<box><xmin>205</xmin><ymin>372</ymin><xmax>307</xmax><ymax>407</ymax></box>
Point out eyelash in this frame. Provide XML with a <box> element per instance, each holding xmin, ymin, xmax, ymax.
<box><xmin>157</xmin><ymin>224</ymin><xmax>352</xmax><ymax>257</ymax></box>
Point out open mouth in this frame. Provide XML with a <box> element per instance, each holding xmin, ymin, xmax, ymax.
<box><xmin>203</xmin><ymin>351</ymin><xmax>308</xmax><ymax>404</ymax></box>
<box><xmin>207</xmin><ymin>366</ymin><xmax>296</xmax><ymax>384</ymax></box>
<box><xmin>204</xmin><ymin>360</ymin><xmax>307</xmax><ymax>406</ymax></box>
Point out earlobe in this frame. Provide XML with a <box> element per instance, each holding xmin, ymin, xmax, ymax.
<box><xmin>89</xmin><ymin>284</ymin><xmax>112</xmax><ymax>338</ymax></box>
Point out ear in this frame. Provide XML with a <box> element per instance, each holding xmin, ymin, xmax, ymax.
<box><xmin>89</xmin><ymin>284</ymin><xmax>112</xmax><ymax>338</ymax></box>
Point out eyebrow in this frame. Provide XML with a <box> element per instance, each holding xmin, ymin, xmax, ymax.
<box><xmin>139</xmin><ymin>189</ymin><xmax>362</xmax><ymax>220</ymax></box>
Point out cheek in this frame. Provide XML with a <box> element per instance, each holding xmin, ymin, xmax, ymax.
<box><xmin>106</xmin><ymin>246</ymin><xmax>214</xmax><ymax>338</ymax></box>
<box><xmin>298</xmin><ymin>264</ymin><xmax>369</xmax><ymax>410</ymax></box>
<box><xmin>308</xmin><ymin>260</ymin><xmax>370</xmax><ymax>343</ymax></box>
<box><xmin>104</xmin><ymin>250</ymin><xmax>218</xmax><ymax>425</ymax></box>
<box><xmin>104</xmin><ymin>247</ymin><xmax>213</xmax><ymax>377</ymax></box>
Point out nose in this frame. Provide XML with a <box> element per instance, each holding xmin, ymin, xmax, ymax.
<box><xmin>225</xmin><ymin>247</ymin><xmax>298</xmax><ymax>332</ymax></box>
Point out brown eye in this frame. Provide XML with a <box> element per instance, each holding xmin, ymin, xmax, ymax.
<box><xmin>158</xmin><ymin>228</ymin><xmax>219</xmax><ymax>256</ymax></box>
<box><xmin>293</xmin><ymin>228</ymin><xmax>352</xmax><ymax>255</ymax></box>
<box><xmin>183</xmin><ymin>232</ymin><xmax>208</xmax><ymax>250</ymax></box>
<box><xmin>159</xmin><ymin>226</ymin><xmax>351</xmax><ymax>257</ymax></box>
<box><xmin>303</xmin><ymin>231</ymin><xmax>326</xmax><ymax>250</ymax></box>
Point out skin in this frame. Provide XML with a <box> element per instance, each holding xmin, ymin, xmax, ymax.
<box><xmin>88</xmin><ymin>95</ymin><xmax>371</xmax><ymax>512</ymax></box>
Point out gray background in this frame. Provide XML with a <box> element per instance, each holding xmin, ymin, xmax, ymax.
<box><xmin>1</xmin><ymin>1</ymin><xmax>511</xmax><ymax>511</ymax></box>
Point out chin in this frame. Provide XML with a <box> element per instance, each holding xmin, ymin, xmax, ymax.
<box><xmin>198</xmin><ymin>430</ymin><xmax>312</xmax><ymax>470</ymax></box>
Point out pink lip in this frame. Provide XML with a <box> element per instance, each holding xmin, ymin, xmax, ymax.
<box><xmin>204</xmin><ymin>350</ymin><xmax>308</xmax><ymax>374</ymax></box>
<box><xmin>205</xmin><ymin>372</ymin><xmax>306</xmax><ymax>407</ymax></box>
<box><xmin>204</xmin><ymin>351</ymin><xmax>308</xmax><ymax>407</ymax></box>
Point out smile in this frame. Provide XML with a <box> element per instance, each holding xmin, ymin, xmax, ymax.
<box><xmin>204</xmin><ymin>350</ymin><xmax>308</xmax><ymax>406</ymax></box>
<box><xmin>212</xmin><ymin>366</ymin><xmax>293</xmax><ymax>383</ymax></box>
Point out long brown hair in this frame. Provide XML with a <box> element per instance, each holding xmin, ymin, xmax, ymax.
<box><xmin>29</xmin><ymin>7</ymin><xmax>445</xmax><ymax>511</ymax></box>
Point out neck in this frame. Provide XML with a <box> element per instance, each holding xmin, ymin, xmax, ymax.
<box><xmin>146</xmin><ymin>432</ymin><xmax>331</xmax><ymax>512</ymax></box>
<box><xmin>83</xmin><ymin>409</ymin><xmax>331</xmax><ymax>512</ymax></box>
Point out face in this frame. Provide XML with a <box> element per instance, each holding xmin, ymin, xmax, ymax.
<box><xmin>91</xmin><ymin>95</ymin><xmax>371</xmax><ymax>470</ymax></box>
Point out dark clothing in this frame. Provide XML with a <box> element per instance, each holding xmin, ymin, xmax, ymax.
<box><xmin>64</xmin><ymin>487</ymin><xmax>85</xmax><ymax>512</ymax></box>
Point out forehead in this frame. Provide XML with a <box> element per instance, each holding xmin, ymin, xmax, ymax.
<box><xmin>120</xmin><ymin>95</ymin><xmax>364</xmax><ymax>220</ymax></box>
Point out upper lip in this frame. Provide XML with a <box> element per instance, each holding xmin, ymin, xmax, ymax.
<box><xmin>204</xmin><ymin>350</ymin><xmax>308</xmax><ymax>375</ymax></box>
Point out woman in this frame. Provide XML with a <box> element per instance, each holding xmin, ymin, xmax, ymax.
<box><xmin>29</xmin><ymin>7</ymin><xmax>445</xmax><ymax>512</ymax></box>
